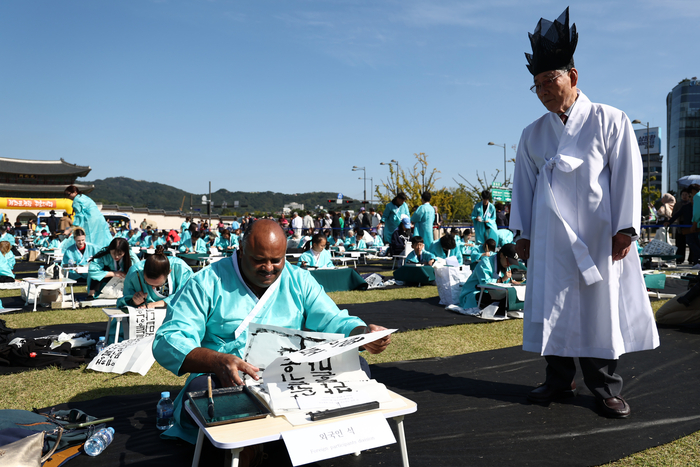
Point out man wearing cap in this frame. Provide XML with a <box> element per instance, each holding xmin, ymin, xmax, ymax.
<box><xmin>510</xmin><ymin>7</ymin><xmax>659</xmax><ymax>418</ymax></box>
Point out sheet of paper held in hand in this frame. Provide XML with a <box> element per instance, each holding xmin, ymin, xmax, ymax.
<box><xmin>242</xmin><ymin>323</ymin><xmax>398</xmax><ymax>425</ymax></box>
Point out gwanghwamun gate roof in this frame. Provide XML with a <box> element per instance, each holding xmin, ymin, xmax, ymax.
<box><xmin>0</xmin><ymin>156</ymin><xmax>94</xmax><ymax>197</ymax></box>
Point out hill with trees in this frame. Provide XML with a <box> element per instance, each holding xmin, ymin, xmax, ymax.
<box><xmin>85</xmin><ymin>177</ymin><xmax>345</xmax><ymax>215</ymax></box>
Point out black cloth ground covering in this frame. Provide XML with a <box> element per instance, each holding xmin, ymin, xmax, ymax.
<box><xmin>339</xmin><ymin>296</ymin><xmax>483</xmax><ymax>331</ymax></box>
<box><xmin>33</xmin><ymin>326</ymin><xmax>700</xmax><ymax>466</ymax></box>
<box><xmin>0</xmin><ymin>322</ymin><xmax>105</xmax><ymax>375</ymax></box>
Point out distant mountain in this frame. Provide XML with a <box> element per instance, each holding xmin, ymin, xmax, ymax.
<box><xmin>85</xmin><ymin>177</ymin><xmax>343</xmax><ymax>214</ymax></box>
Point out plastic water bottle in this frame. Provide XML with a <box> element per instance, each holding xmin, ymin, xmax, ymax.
<box><xmin>83</xmin><ymin>427</ymin><xmax>115</xmax><ymax>457</ymax></box>
<box><xmin>38</xmin><ymin>266</ymin><xmax>46</xmax><ymax>281</ymax></box>
<box><xmin>95</xmin><ymin>336</ymin><xmax>106</xmax><ymax>354</ymax></box>
<box><xmin>156</xmin><ymin>392</ymin><xmax>174</xmax><ymax>431</ymax></box>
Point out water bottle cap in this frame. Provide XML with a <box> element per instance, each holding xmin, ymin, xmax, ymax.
<box><xmin>99</xmin><ymin>336</ymin><xmax>105</xmax><ymax>342</ymax></box>
<box><xmin>107</xmin><ymin>427</ymin><xmax>115</xmax><ymax>435</ymax></box>
<box><xmin>161</xmin><ymin>391</ymin><xmax>170</xmax><ymax>398</ymax></box>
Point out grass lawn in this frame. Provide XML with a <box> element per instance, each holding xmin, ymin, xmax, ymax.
<box><xmin>0</xmin><ymin>285</ymin><xmax>697</xmax><ymax>465</ymax></box>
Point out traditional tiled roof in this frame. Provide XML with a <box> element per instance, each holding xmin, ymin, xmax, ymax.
<box><xmin>0</xmin><ymin>182</ymin><xmax>94</xmax><ymax>194</ymax></box>
<box><xmin>0</xmin><ymin>157</ymin><xmax>91</xmax><ymax>177</ymax></box>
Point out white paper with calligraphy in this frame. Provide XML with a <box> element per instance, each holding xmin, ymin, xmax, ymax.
<box><xmin>86</xmin><ymin>336</ymin><xmax>156</xmax><ymax>375</ymax></box>
<box><xmin>282</xmin><ymin>413</ymin><xmax>396</xmax><ymax>466</ymax></box>
<box><xmin>286</xmin><ymin>328</ymin><xmax>396</xmax><ymax>363</ymax></box>
<box><xmin>127</xmin><ymin>307</ymin><xmax>166</xmax><ymax>340</ymax></box>
<box><xmin>242</xmin><ymin>324</ymin><xmax>395</xmax><ymax>424</ymax></box>
<box><xmin>243</xmin><ymin>323</ymin><xmax>343</xmax><ymax>372</ymax></box>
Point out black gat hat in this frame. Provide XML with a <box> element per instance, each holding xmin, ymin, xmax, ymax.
<box><xmin>525</xmin><ymin>7</ymin><xmax>578</xmax><ymax>76</ymax></box>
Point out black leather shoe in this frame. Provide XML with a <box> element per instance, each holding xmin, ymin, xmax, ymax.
<box><xmin>527</xmin><ymin>381</ymin><xmax>578</xmax><ymax>403</ymax></box>
<box><xmin>597</xmin><ymin>396</ymin><xmax>631</xmax><ymax>418</ymax></box>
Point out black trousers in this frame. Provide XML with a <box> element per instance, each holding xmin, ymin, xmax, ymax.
<box><xmin>544</xmin><ymin>355</ymin><xmax>623</xmax><ymax>400</ymax></box>
<box><xmin>675</xmin><ymin>231</ymin><xmax>687</xmax><ymax>263</ymax></box>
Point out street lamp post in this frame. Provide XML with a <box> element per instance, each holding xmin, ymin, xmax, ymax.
<box><xmin>631</xmin><ymin>120</ymin><xmax>651</xmax><ymax>206</ymax></box>
<box><xmin>488</xmin><ymin>142</ymin><xmax>507</xmax><ymax>185</ymax></box>
<box><xmin>358</xmin><ymin>176</ymin><xmax>374</xmax><ymax>206</ymax></box>
<box><xmin>380</xmin><ymin>160</ymin><xmax>399</xmax><ymax>194</ymax></box>
<box><xmin>352</xmin><ymin>166</ymin><xmax>366</xmax><ymax>204</ymax></box>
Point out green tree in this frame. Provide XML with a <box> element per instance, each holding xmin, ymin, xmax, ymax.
<box><xmin>447</xmin><ymin>186</ymin><xmax>474</xmax><ymax>221</ymax></box>
<box><xmin>454</xmin><ymin>170</ymin><xmax>506</xmax><ymax>210</ymax></box>
<box><xmin>375</xmin><ymin>153</ymin><xmax>453</xmax><ymax>220</ymax></box>
<box><xmin>642</xmin><ymin>177</ymin><xmax>661</xmax><ymax>217</ymax></box>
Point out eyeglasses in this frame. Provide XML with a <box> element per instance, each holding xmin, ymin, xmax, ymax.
<box><xmin>530</xmin><ymin>70</ymin><xmax>567</xmax><ymax>94</ymax></box>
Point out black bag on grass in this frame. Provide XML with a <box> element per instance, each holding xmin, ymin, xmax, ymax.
<box><xmin>5</xmin><ymin>339</ymin><xmax>85</xmax><ymax>370</ymax></box>
<box><xmin>0</xmin><ymin>408</ymin><xmax>104</xmax><ymax>454</ymax></box>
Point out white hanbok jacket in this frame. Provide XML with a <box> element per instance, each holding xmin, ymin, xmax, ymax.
<box><xmin>510</xmin><ymin>91</ymin><xmax>659</xmax><ymax>360</ymax></box>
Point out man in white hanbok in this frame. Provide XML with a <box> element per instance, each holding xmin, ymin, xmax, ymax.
<box><xmin>510</xmin><ymin>8</ymin><xmax>659</xmax><ymax>418</ymax></box>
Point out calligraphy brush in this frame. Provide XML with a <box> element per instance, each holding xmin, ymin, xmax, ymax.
<box><xmin>207</xmin><ymin>375</ymin><xmax>215</xmax><ymax>418</ymax></box>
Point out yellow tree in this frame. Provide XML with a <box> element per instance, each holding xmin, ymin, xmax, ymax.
<box><xmin>375</xmin><ymin>153</ymin><xmax>453</xmax><ymax>220</ymax></box>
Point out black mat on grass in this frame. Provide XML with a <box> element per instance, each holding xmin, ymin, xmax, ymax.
<box><xmin>32</xmin><ymin>326</ymin><xmax>700</xmax><ymax>467</ymax></box>
<box><xmin>0</xmin><ymin>322</ymin><xmax>106</xmax><ymax>375</ymax></box>
<box><xmin>339</xmin><ymin>296</ymin><xmax>483</xmax><ymax>331</ymax></box>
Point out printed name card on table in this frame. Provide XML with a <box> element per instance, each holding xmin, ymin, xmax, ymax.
<box><xmin>281</xmin><ymin>412</ymin><xmax>396</xmax><ymax>466</ymax></box>
<box><xmin>127</xmin><ymin>307</ymin><xmax>166</xmax><ymax>339</ymax></box>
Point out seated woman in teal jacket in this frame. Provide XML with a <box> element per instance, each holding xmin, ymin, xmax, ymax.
<box><xmin>298</xmin><ymin>233</ymin><xmax>334</xmax><ymax>268</ymax></box>
<box><xmin>427</xmin><ymin>234</ymin><xmax>463</xmax><ymax>264</ymax></box>
<box><xmin>61</xmin><ymin>228</ymin><xmax>100</xmax><ymax>281</ymax></box>
<box><xmin>459</xmin><ymin>243</ymin><xmax>522</xmax><ymax>310</ymax></box>
<box><xmin>87</xmin><ymin>237</ymin><xmax>140</xmax><ymax>298</ymax></box>
<box><xmin>117</xmin><ymin>245</ymin><xmax>194</xmax><ymax>308</ymax></box>
<box><xmin>0</xmin><ymin>241</ymin><xmax>16</xmax><ymax>282</ymax></box>
<box><xmin>178</xmin><ymin>231</ymin><xmax>208</xmax><ymax>254</ymax></box>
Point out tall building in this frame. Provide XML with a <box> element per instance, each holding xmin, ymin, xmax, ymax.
<box><xmin>667</xmin><ymin>77</ymin><xmax>700</xmax><ymax>194</ymax></box>
<box><xmin>634</xmin><ymin>128</ymin><xmax>662</xmax><ymax>194</ymax></box>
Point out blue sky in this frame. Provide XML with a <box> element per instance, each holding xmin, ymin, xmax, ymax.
<box><xmin>1</xmin><ymin>1</ymin><xmax>698</xmax><ymax>200</ymax></box>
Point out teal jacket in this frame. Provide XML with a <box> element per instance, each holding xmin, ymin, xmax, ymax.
<box><xmin>428</xmin><ymin>239</ymin><xmax>463</xmax><ymax>264</ymax></box>
<box><xmin>116</xmin><ymin>257</ymin><xmax>193</xmax><ymax>308</ymax></box>
<box><xmin>87</xmin><ymin>249</ymin><xmax>140</xmax><ymax>293</ymax></box>
<box><xmin>0</xmin><ymin>251</ymin><xmax>15</xmax><ymax>278</ymax></box>
<box><xmin>411</xmin><ymin>203</ymin><xmax>436</xmax><ymax>244</ymax></box>
<box><xmin>381</xmin><ymin>202</ymin><xmax>410</xmax><ymax>243</ymax></box>
<box><xmin>72</xmin><ymin>194</ymin><xmax>113</xmax><ymax>249</ymax></box>
<box><xmin>62</xmin><ymin>242</ymin><xmax>100</xmax><ymax>280</ymax></box>
<box><xmin>153</xmin><ymin>254</ymin><xmax>365</xmax><ymax>444</ymax></box>
<box><xmin>298</xmin><ymin>249</ymin><xmax>334</xmax><ymax>268</ymax></box>
<box><xmin>459</xmin><ymin>255</ymin><xmax>510</xmax><ymax>309</ymax></box>
<box><xmin>406</xmin><ymin>250</ymin><xmax>435</xmax><ymax>265</ymax></box>
<box><xmin>471</xmin><ymin>202</ymin><xmax>499</xmax><ymax>245</ymax></box>
<box><xmin>178</xmin><ymin>238</ymin><xmax>208</xmax><ymax>254</ymax></box>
